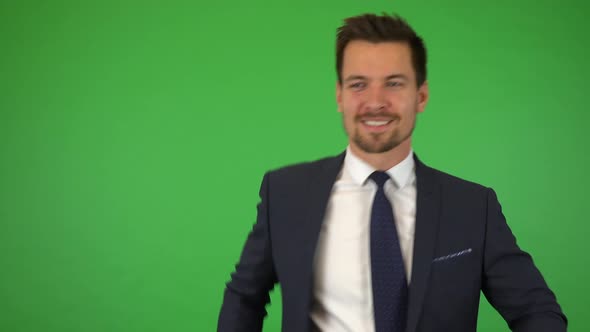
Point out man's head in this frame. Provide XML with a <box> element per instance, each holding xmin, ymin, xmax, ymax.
<box><xmin>336</xmin><ymin>13</ymin><xmax>429</xmax><ymax>159</ymax></box>
<box><xmin>336</xmin><ymin>13</ymin><xmax>427</xmax><ymax>87</ymax></box>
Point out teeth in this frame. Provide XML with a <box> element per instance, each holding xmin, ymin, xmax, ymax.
<box><xmin>364</xmin><ymin>120</ymin><xmax>390</xmax><ymax>126</ymax></box>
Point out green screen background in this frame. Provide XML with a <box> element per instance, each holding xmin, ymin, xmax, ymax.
<box><xmin>1</xmin><ymin>0</ymin><xmax>588</xmax><ymax>331</ymax></box>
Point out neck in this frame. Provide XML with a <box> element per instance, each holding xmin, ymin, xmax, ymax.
<box><xmin>349</xmin><ymin>138</ymin><xmax>412</xmax><ymax>171</ymax></box>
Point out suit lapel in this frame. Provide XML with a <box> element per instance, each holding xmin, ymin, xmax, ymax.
<box><xmin>406</xmin><ymin>155</ymin><xmax>442</xmax><ymax>332</ymax></box>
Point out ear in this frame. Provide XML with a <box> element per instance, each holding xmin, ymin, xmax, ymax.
<box><xmin>336</xmin><ymin>81</ymin><xmax>343</xmax><ymax>113</ymax></box>
<box><xmin>417</xmin><ymin>80</ymin><xmax>429</xmax><ymax>113</ymax></box>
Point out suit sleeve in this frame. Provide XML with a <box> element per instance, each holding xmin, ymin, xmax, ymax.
<box><xmin>218</xmin><ymin>173</ymin><xmax>278</xmax><ymax>332</ymax></box>
<box><xmin>481</xmin><ymin>188</ymin><xmax>567</xmax><ymax>331</ymax></box>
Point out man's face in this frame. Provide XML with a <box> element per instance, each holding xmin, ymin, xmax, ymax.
<box><xmin>337</xmin><ymin>41</ymin><xmax>428</xmax><ymax>154</ymax></box>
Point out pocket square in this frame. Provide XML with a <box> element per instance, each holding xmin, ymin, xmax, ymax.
<box><xmin>432</xmin><ymin>248</ymin><xmax>473</xmax><ymax>263</ymax></box>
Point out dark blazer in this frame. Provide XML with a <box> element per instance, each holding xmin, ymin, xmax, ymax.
<box><xmin>218</xmin><ymin>152</ymin><xmax>566</xmax><ymax>332</ymax></box>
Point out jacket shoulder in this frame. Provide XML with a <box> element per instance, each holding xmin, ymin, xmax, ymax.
<box><xmin>418</xmin><ymin>160</ymin><xmax>492</xmax><ymax>197</ymax></box>
<box><xmin>265</xmin><ymin>153</ymin><xmax>344</xmax><ymax>182</ymax></box>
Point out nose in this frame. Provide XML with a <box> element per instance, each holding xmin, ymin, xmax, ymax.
<box><xmin>364</xmin><ymin>86</ymin><xmax>388</xmax><ymax>112</ymax></box>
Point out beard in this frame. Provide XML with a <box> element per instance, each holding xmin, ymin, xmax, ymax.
<box><xmin>350</xmin><ymin>113</ymin><xmax>416</xmax><ymax>154</ymax></box>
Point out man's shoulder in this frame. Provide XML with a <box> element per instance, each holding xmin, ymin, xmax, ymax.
<box><xmin>263</xmin><ymin>152</ymin><xmax>345</xmax><ymax>184</ymax></box>
<box><xmin>418</xmin><ymin>158</ymin><xmax>492</xmax><ymax>197</ymax></box>
<box><xmin>262</xmin><ymin>152</ymin><xmax>495</xmax><ymax>197</ymax></box>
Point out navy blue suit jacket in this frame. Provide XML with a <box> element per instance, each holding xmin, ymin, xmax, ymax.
<box><xmin>218</xmin><ymin>152</ymin><xmax>566</xmax><ymax>331</ymax></box>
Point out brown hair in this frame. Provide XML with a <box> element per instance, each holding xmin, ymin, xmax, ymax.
<box><xmin>336</xmin><ymin>13</ymin><xmax>427</xmax><ymax>86</ymax></box>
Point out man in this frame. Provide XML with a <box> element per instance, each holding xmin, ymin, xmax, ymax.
<box><xmin>218</xmin><ymin>13</ymin><xmax>566</xmax><ymax>332</ymax></box>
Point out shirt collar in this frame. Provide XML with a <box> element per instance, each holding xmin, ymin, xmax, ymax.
<box><xmin>343</xmin><ymin>145</ymin><xmax>415</xmax><ymax>189</ymax></box>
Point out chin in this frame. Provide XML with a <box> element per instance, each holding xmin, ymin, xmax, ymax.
<box><xmin>353</xmin><ymin>131</ymin><xmax>412</xmax><ymax>154</ymax></box>
<box><xmin>354</xmin><ymin>140</ymin><xmax>399</xmax><ymax>154</ymax></box>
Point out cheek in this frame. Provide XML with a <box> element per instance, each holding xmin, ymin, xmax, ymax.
<box><xmin>341</xmin><ymin>95</ymin><xmax>361</xmax><ymax>113</ymax></box>
<box><xmin>340</xmin><ymin>108</ymin><xmax>357</xmax><ymax>129</ymax></box>
<box><xmin>386</xmin><ymin>91</ymin><xmax>406</xmax><ymax>103</ymax></box>
<box><xmin>342</xmin><ymin>109</ymin><xmax>355</xmax><ymax>123</ymax></box>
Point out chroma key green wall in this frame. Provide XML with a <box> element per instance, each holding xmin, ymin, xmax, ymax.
<box><xmin>1</xmin><ymin>1</ymin><xmax>588</xmax><ymax>331</ymax></box>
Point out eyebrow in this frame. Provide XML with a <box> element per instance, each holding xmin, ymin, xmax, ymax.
<box><xmin>385</xmin><ymin>74</ymin><xmax>409</xmax><ymax>81</ymax></box>
<box><xmin>343</xmin><ymin>74</ymin><xmax>409</xmax><ymax>82</ymax></box>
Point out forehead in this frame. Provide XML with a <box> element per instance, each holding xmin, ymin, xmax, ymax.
<box><xmin>341</xmin><ymin>41</ymin><xmax>414</xmax><ymax>78</ymax></box>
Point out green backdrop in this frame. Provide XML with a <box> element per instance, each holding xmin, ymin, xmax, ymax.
<box><xmin>1</xmin><ymin>0</ymin><xmax>588</xmax><ymax>331</ymax></box>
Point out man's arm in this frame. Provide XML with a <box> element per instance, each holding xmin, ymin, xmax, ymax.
<box><xmin>482</xmin><ymin>188</ymin><xmax>567</xmax><ymax>331</ymax></box>
<box><xmin>218</xmin><ymin>173</ymin><xmax>278</xmax><ymax>332</ymax></box>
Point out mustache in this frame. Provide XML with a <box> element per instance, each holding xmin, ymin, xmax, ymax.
<box><xmin>355</xmin><ymin>112</ymin><xmax>400</xmax><ymax>121</ymax></box>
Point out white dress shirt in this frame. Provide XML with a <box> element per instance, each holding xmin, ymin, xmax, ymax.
<box><xmin>310</xmin><ymin>147</ymin><xmax>417</xmax><ymax>332</ymax></box>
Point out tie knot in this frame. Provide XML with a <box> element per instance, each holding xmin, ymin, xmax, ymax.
<box><xmin>369</xmin><ymin>171</ymin><xmax>390</xmax><ymax>188</ymax></box>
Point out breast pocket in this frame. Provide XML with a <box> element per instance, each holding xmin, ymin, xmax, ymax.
<box><xmin>430</xmin><ymin>247</ymin><xmax>481</xmax><ymax>287</ymax></box>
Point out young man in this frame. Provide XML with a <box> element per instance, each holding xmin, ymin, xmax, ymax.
<box><xmin>218</xmin><ymin>13</ymin><xmax>566</xmax><ymax>332</ymax></box>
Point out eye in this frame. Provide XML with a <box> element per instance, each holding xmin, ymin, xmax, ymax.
<box><xmin>348</xmin><ymin>82</ymin><xmax>366</xmax><ymax>89</ymax></box>
<box><xmin>386</xmin><ymin>81</ymin><xmax>402</xmax><ymax>87</ymax></box>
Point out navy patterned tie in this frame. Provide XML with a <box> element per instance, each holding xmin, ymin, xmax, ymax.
<box><xmin>369</xmin><ymin>171</ymin><xmax>408</xmax><ymax>332</ymax></box>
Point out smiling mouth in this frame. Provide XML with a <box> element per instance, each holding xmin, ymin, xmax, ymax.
<box><xmin>363</xmin><ymin>120</ymin><xmax>392</xmax><ymax>127</ymax></box>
